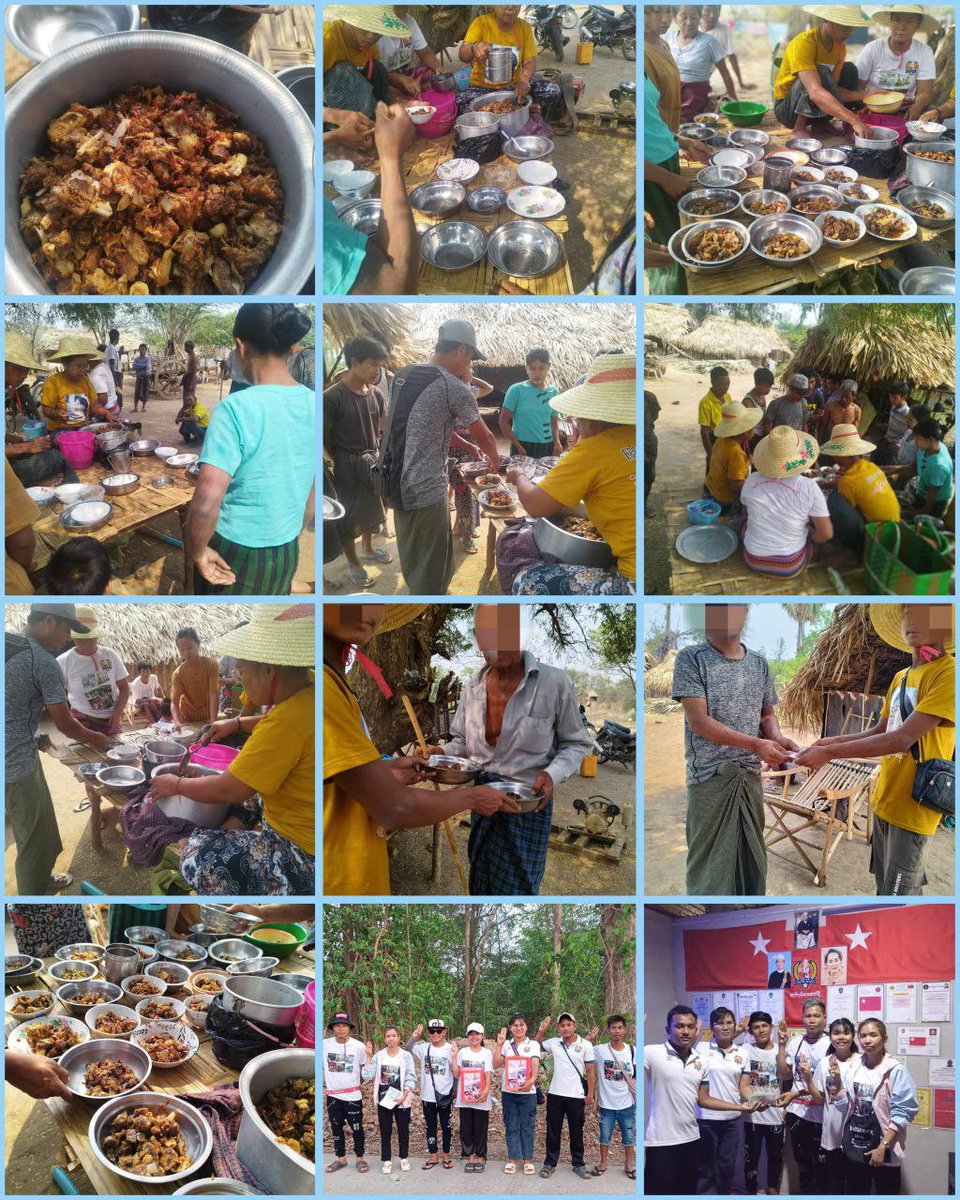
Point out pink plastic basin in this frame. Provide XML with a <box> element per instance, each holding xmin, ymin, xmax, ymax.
<box><xmin>295</xmin><ymin>980</ymin><xmax>315</xmax><ymax>1047</ymax></box>
<box><xmin>57</xmin><ymin>430</ymin><xmax>96</xmax><ymax>469</ymax></box>
<box><xmin>417</xmin><ymin>89</ymin><xmax>457</xmax><ymax>138</ymax></box>
<box><xmin>188</xmin><ymin>742</ymin><xmax>240</xmax><ymax>771</ymax></box>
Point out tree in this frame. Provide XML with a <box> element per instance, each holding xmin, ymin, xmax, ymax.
<box><xmin>5</xmin><ymin>304</ymin><xmax>49</xmax><ymax>354</ymax></box>
<box><xmin>52</xmin><ymin>303</ymin><xmax>126</xmax><ymax>345</ymax></box>
<box><xmin>592</xmin><ymin>605</ymin><xmax>636</xmax><ymax>687</ymax></box>
<box><xmin>599</xmin><ymin>904</ymin><xmax>636</xmax><ymax>1016</ymax></box>
<box><xmin>551</xmin><ymin>904</ymin><xmax>562</xmax><ymax>1016</ymax></box>
<box><xmin>783</xmin><ymin>603</ymin><xmax>825</xmax><ymax>655</ymax></box>
<box><xmin>139</xmin><ymin>303</ymin><xmax>217</xmax><ymax>350</ymax></box>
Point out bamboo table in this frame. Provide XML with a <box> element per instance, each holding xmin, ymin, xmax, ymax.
<box><xmin>672</xmin><ymin>114</ymin><xmax>953</xmax><ymax>296</ymax></box>
<box><xmin>456</xmin><ymin>466</ymin><xmax>521</xmax><ymax>582</ymax></box>
<box><xmin>32</xmin><ymin>456</ymin><xmax>195</xmax><ymax>584</ymax></box>
<box><xmin>6</xmin><ymin>945</ymin><xmax>314</xmax><ymax>1195</ymax></box>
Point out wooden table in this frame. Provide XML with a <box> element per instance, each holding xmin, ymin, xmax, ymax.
<box><xmin>674</xmin><ymin>113</ymin><xmax>953</xmax><ymax>295</ymax></box>
<box><xmin>33</xmin><ymin>456</ymin><xmax>195</xmax><ymax>584</ymax></box>
<box><xmin>6</xmin><ymin>943</ymin><xmax>314</xmax><ymax>1195</ymax></box>
<box><xmin>326</xmin><ymin>130</ymin><xmax>575</xmax><ymax>295</ymax></box>
<box><xmin>456</xmin><ymin>466</ymin><xmax>524</xmax><ymax>585</ymax></box>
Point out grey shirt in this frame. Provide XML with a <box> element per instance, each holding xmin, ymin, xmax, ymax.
<box><xmin>886</xmin><ymin>402</ymin><xmax>910</xmax><ymax>447</ymax></box>
<box><xmin>672</xmin><ymin>641</ymin><xmax>778</xmax><ymax>785</ymax></box>
<box><xmin>389</xmin><ymin>365</ymin><xmax>479</xmax><ymax>510</ymax></box>
<box><xmin>443</xmin><ymin>652</ymin><xmax>591</xmax><ymax>786</ymax></box>
<box><xmin>765</xmin><ymin>395</ymin><xmax>807</xmax><ymax>432</ymax></box>
<box><xmin>5</xmin><ymin>636</ymin><xmax>68</xmax><ymax>783</ymax></box>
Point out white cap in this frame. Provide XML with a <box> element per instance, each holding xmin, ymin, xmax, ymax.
<box><xmin>427</xmin><ymin>1018</ymin><xmax>446</xmax><ymax>1031</ymax></box>
<box><xmin>466</xmin><ymin>1022</ymin><xmax>485</xmax><ymax>1035</ymax></box>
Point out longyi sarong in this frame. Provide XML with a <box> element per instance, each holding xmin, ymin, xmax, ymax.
<box><xmin>685</xmin><ymin>762</ymin><xmax>766</xmax><ymax>895</ymax></box>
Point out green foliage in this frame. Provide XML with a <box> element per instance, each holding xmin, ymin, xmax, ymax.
<box><xmin>52</xmin><ymin>303</ymin><xmax>125</xmax><ymax>345</ymax></box>
<box><xmin>592</xmin><ymin>605</ymin><xmax>636</xmax><ymax>685</ymax></box>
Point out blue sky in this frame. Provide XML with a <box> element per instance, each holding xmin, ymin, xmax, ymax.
<box><xmin>644</xmin><ymin>603</ymin><xmax>840</xmax><ymax>659</ymax></box>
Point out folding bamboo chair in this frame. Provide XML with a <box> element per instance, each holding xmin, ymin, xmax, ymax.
<box><xmin>761</xmin><ymin>758</ymin><xmax>880</xmax><ymax>887</ymax></box>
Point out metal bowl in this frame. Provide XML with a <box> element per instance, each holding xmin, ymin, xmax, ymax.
<box><xmin>152</xmin><ymin>474</ymin><xmax>175</xmax><ymax>488</ymax></box>
<box><xmin>466</xmin><ymin>186</ymin><xmax>506</xmax><ymax>214</ymax></box>
<box><xmin>221</xmin><ymin>976</ymin><xmax>304</xmax><ymax>1030</ymax></box>
<box><xmin>853</xmin><ymin>124</ymin><xmax>899</xmax><ymax>149</ymax></box>
<box><xmin>533</xmin><ymin>514</ymin><xmax>614</xmax><ymax>567</ymax></box>
<box><xmin>49</xmin><ymin>960</ymin><xmax>99</xmax><ymax>984</ymax></box>
<box><xmin>710</xmin><ymin>147</ymin><xmax>752</xmax><ymax>170</ymax></box>
<box><xmin>165</xmin><ymin>453</ymin><xmax>199</xmax><ymax>469</ymax></box>
<box><xmin>855</xmin><ymin>202</ymin><xmax>918</xmax><ymax>241</ymax></box>
<box><xmin>338</xmin><ymin>198</ymin><xmax>381</xmax><ymax>235</ymax></box>
<box><xmin>189</xmin><ymin>931</ymin><xmax>222</xmax><ymax>951</ymax></box>
<box><xmin>680</xmin><ymin>219</ymin><xmax>750</xmax><ymax>268</ymax></box>
<box><xmin>89</xmin><ymin>1091</ymin><xmax>213</xmax><ymax>1185</ymax></box>
<box><xmin>145</xmin><ymin>961</ymin><xmax>192</xmax><ymax>992</ymax></box>
<box><xmin>101</xmin><ymin>472</ymin><xmax>140</xmax><ymax>497</ymax></box>
<box><xmin>7</xmin><ymin>1014</ymin><xmax>90</xmax><ymax>1059</ymax></box>
<box><xmin>59</xmin><ymin>1037</ymin><xmax>151</xmax><ymax>1102</ymax></box>
<box><xmin>5</xmin><ymin>31</ymin><xmax>314</xmax><ymax>295</ymax></box>
<box><xmin>484</xmin><ymin>779</ymin><xmax>544</xmax><ymax>813</ymax></box>
<box><xmin>739</xmin><ymin>189</ymin><xmax>791</xmax><ymax>221</ymax></box>
<box><xmin>106</xmin><ymin>744</ymin><xmax>140</xmax><ymax>763</ymax></box>
<box><xmin>198</xmin><ymin>906</ymin><xmax>261</xmax><ymax>937</ymax></box>
<box><xmin>95</xmin><ymin>430</ymin><xmax>128</xmax><ymax>455</ymax></box>
<box><xmin>898</xmin><ymin>265</ymin><xmax>955</xmax><ymax>294</ymax></box>
<box><xmin>749</xmin><ymin>213</ymin><xmax>822</xmax><ymax>264</ymax></box>
<box><xmin>207</xmin><ymin>939</ymin><xmax>263</xmax><ymax>971</ymax></box>
<box><xmin>455</xmin><ymin>110</ymin><xmax>499</xmax><ymax>137</ymax></box>
<box><xmin>486</xmin><ymin>219</ymin><xmax>563</xmax><ymax>278</ymax></box>
<box><xmin>156</xmin><ymin>940</ymin><xmax>207</xmax><ymax>966</ymax></box>
<box><xmin>814</xmin><ymin>209</ymin><xmax>866</xmax><ymax>247</ymax></box>
<box><xmin>839</xmin><ymin>180</ymin><xmax>880</xmax><ymax>207</ymax></box>
<box><xmin>503</xmin><ymin>134</ymin><xmax>555</xmax><ymax>161</ymax></box>
<box><xmin>135</xmin><ymin>995</ymin><xmax>187</xmax><ymax>1022</ymax></box>
<box><xmin>227</xmin><ymin>956</ymin><xmax>279</xmax><ymax>979</ymax></box>
<box><xmin>896</xmin><ymin>185</ymin><xmax>955</xmax><ymax>229</ymax></box>
<box><xmin>6</xmin><ymin>954</ymin><xmax>44</xmax><ymax>981</ymax></box>
<box><xmin>789</xmin><ymin>183</ymin><xmax>844</xmax><ymax>218</ymax></box>
<box><xmin>95</xmin><ymin>765</ymin><xmax>145</xmax><ymax>793</ymax></box>
<box><xmin>786</xmin><ymin>136</ymin><xmax>822</xmax><ymax>154</ymax></box>
<box><xmin>85</xmin><ymin>1003</ymin><xmax>142</xmax><ymax>1040</ymax></box>
<box><xmin>469</xmin><ymin>91</ymin><xmax>532</xmax><ymax>136</ymax></box>
<box><xmin>409</xmin><ymin>180</ymin><xmax>466</xmax><ymax>216</ymax></box>
<box><xmin>133</xmin><ymin>944</ymin><xmax>158</xmax><ymax>966</ymax></box>
<box><xmin>121</xmin><ymin>973</ymin><xmax>167</xmax><ymax>1002</ymax></box>
<box><xmin>60</xmin><ymin>500</ymin><xmax>113</xmax><ymax>532</ymax></box>
<box><xmin>696</xmin><ymin>165</ymin><xmax>747</xmax><ymax>188</ymax></box>
<box><xmin>56</xmin><ymin>943</ymin><xmax>105</xmax><ymax>965</ymax></box>
<box><xmin>56</xmin><ymin>980</ymin><xmax>123</xmax><ymax>1018</ymax></box>
<box><xmin>272</xmin><ymin>973</ymin><xmax>313</xmax><ymax>994</ymax></box>
<box><xmin>811</xmin><ymin>146</ymin><xmax>850</xmax><ymax>167</ymax></box>
<box><xmin>728</xmin><ymin>128</ymin><xmax>769</xmax><ymax>148</ymax></box>
<box><xmin>124</xmin><ymin>926</ymin><xmax>165</xmax><ymax>947</ymax></box>
<box><xmin>425</xmin><ymin>754</ymin><xmax>481</xmax><ymax>785</ymax></box>
<box><xmin>237</xmin><ymin>1048</ymin><xmax>315</xmax><ymax>1194</ymax></box>
<box><xmin>420</xmin><ymin>221</ymin><xmax>487</xmax><ymax>270</ymax></box>
<box><xmin>5</xmin><ymin>989</ymin><xmax>56</xmax><ymax>1024</ymax></box>
<box><xmin>678</xmin><ymin>188</ymin><xmax>742</xmax><ymax>221</ymax></box>
<box><xmin>6</xmin><ymin>6</ymin><xmax>140</xmax><ymax>61</ymax></box>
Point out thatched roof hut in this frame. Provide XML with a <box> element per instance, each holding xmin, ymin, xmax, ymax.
<box><xmin>6</xmin><ymin>604</ymin><xmax>252</xmax><ymax>688</ymax></box>
<box><xmin>643</xmin><ymin>305</ymin><xmax>694</xmax><ymax>351</ymax></box>
<box><xmin>324</xmin><ymin>303</ymin><xmax>635</xmax><ymax>392</ymax></box>
<box><xmin>675</xmin><ymin>316</ymin><xmax>790</xmax><ymax>366</ymax></box>
<box><xmin>645</xmin><ymin>649</ymin><xmax>679</xmax><ymax>699</ymax></box>
<box><xmin>779</xmin><ymin>605</ymin><xmax>909</xmax><ymax>734</ymax></box>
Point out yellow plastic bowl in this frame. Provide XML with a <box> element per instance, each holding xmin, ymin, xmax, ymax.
<box><xmin>864</xmin><ymin>91</ymin><xmax>904</xmax><ymax>114</ymax></box>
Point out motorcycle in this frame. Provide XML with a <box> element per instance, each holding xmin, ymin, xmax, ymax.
<box><xmin>579</xmin><ymin>4</ymin><xmax>636</xmax><ymax>60</ymax></box>
<box><xmin>595</xmin><ymin>719</ymin><xmax>636</xmax><ymax>769</ymax></box>
<box><xmin>526</xmin><ymin>5</ymin><xmax>568</xmax><ymax>62</ymax></box>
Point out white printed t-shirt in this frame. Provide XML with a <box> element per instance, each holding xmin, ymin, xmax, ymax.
<box><xmin>699</xmin><ymin>1040</ymin><xmax>748</xmax><ymax>1122</ymax></box>
<box><xmin>323</xmin><ymin>1035</ymin><xmax>366</xmax><ymax>1102</ymax></box>
<box><xmin>744</xmin><ymin>1044</ymin><xmax>785</xmax><ymax>1128</ymax></box>
<box><xmin>501</xmin><ymin>1037</ymin><xmax>541</xmax><ymax>1093</ymax></box>
<box><xmin>594</xmin><ymin>1042</ymin><xmax>636</xmax><ymax>1110</ymax></box>
<box><xmin>412</xmin><ymin>1041</ymin><xmax>456</xmax><ymax>1102</ymax></box>
<box><xmin>816</xmin><ymin>1052</ymin><xmax>861</xmax><ymax>1149</ymax></box>
<box><xmin>741</xmin><ymin>472</ymin><xmax>830</xmax><ymax>558</ymax></box>
<box><xmin>456</xmin><ymin>1046</ymin><xmax>493</xmax><ymax>1110</ymax></box>
<box><xmin>856</xmin><ymin>36</ymin><xmax>935</xmax><ymax>101</ymax></box>
<box><xmin>786</xmin><ymin>1032</ymin><xmax>831</xmax><ymax>1123</ymax></box>
<box><xmin>57</xmin><ymin>647</ymin><xmax>127</xmax><ymax>717</ymax></box>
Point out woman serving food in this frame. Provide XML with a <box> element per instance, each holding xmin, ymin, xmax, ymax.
<box><xmin>499</xmin><ymin>353</ymin><xmax>637</xmax><ymax>595</ymax></box>
<box><xmin>457</xmin><ymin>5</ymin><xmax>560</xmax><ymax>114</ymax></box>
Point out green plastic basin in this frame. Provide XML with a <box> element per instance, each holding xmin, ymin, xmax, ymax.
<box><xmin>721</xmin><ymin>101</ymin><xmax>769</xmax><ymax>127</ymax></box>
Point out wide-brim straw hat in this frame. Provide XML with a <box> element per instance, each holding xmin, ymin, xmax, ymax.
<box><xmin>870</xmin><ymin>603</ymin><xmax>954</xmax><ymax>653</ymax></box>
<box><xmin>714</xmin><ymin>401</ymin><xmax>762</xmax><ymax>439</ymax></box>
<box><xmin>215</xmin><ymin>604</ymin><xmax>314</xmax><ymax>667</ymax></box>
<box><xmin>374</xmin><ymin>605</ymin><xmax>428</xmax><ymax>637</ymax></box>
<box><xmin>326</xmin><ymin>5</ymin><xmax>411</xmax><ymax>37</ymax></box>
<box><xmin>48</xmin><ymin>335</ymin><xmax>101</xmax><ymax>362</ymax></box>
<box><xmin>803</xmin><ymin>6</ymin><xmax>872</xmax><ymax>27</ymax></box>
<box><xmin>752</xmin><ymin>425</ymin><xmax>820</xmax><ymax>479</ymax></box>
<box><xmin>548</xmin><ymin>353</ymin><xmax>636</xmax><ymax>424</ymax></box>
<box><xmin>872</xmin><ymin>5</ymin><xmax>939</xmax><ymax>35</ymax></box>
<box><xmin>5</xmin><ymin>330</ymin><xmax>43</xmax><ymax>371</ymax></box>
<box><xmin>819</xmin><ymin>423</ymin><xmax>876</xmax><ymax>456</ymax></box>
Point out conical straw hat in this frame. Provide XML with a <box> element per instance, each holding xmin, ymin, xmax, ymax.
<box><xmin>872</xmin><ymin>5</ymin><xmax>939</xmax><ymax>35</ymax></box>
<box><xmin>819</xmin><ymin>423</ymin><xmax>876</xmax><ymax>456</ymax></box>
<box><xmin>325</xmin><ymin>6</ymin><xmax>411</xmax><ymax>38</ymax></box>
<box><xmin>870</xmin><ymin>603</ymin><xmax>954</xmax><ymax>653</ymax></box>
<box><xmin>803</xmin><ymin>6</ymin><xmax>872</xmax><ymax>27</ymax></box>
<box><xmin>5</xmin><ymin>330</ymin><xmax>43</xmax><ymax>371</ymax></box>
<box><xmin>214</xmin><ymin>604</ymin><xmax>314</xmax><ymax>667</ymax></box>
<box><xmin>752</xmin><ymin>425</ymin><xmax>820</xmax><ymax>478</ymax></box>
<box><xmin>714</xmin><ymin>401</ymin><xmax>762</xmax><ymax>439</ymax></box>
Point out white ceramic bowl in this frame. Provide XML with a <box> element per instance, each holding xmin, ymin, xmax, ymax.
<box><xmin>85</xmin><ymin>1003</ymin><xmax>142</xmax><ymax>1040</ymax></box>
<box><xmin>5</xmin><ymin>989</ymin><xmax>56</xmax><ymax>1024</ymax></box>
<box><xmin>135</xmin><ymin>995</ymin><xmax>186</xmax><ymax>1022</ymax></box>
<box><xmin>405</xmin><ymin>103</ymin><xmax>436</xmax><ymax>125</ymax></box>
<box><xmin>437</xmin><ymin>157</ymin><xmax>480</xmax><ymax>183</ymax></box>
<box><xmin>130</xmin><ymin>1019</ymin><xmax>199</xmax><ymax>1069</ymax></box>
<box><xmin>7</xmin><ymin>1014</ymin><xmax>90</xmax><ymax>1059</ymax></box>
<box><xmin>26</xmin><ymin>486</ymin><xmax>55</xmax><ymax>506</ymax></box>
<box><xmin>322</xmin><ymin>158</ymin><xmax>354</xmax><ymax>182</ymax></box>
<box><xmin>333</xmin><ymin>169</ymin><xmax>375</xmax><ymax>198</ymax></box>
<box><xmin>188</xmin><ymin>969</ymin><xmax>230</xmax><ymax>997</ymax></box>
<box><xmin>184</xmin><ymin>993</ymin><xmax>212</xmax><ymax>1029</ymax></box>
<box><xmin>154</xmin><ymin>446</ymin><xmax>177</xmax><ymax>459</ymax></box>
<box><xmin>906</xmin><ymin>120</ymin><xmax>947</xmax><ymax>142</ymax></box>
<box><xmin>517</xmin><ymin>159</ymin><xmax>557</xmax><ymax>186</ymax></box>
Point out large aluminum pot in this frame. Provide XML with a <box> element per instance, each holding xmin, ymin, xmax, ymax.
<box><xmin>5</xmin><ymin>31</ymin><xmax>314</xmax><ymax>294</ymax></box>
<box><xmin>150</xmin><ymin>762</ymin><xmax>230</xmax><ymax>827</ymax></box>
<box><xmin>142</xmin><ymin>739</ymin><xmax>186</xmax><ymax>780</ymax></box>
<box><xmin>903</xmin><ymin>141</ymin><xmax>955</xmax><ymax>194</ymax></box>
<box><xmin>237</xmin><ymin>1048</ymin><xmax>315</xmax><ymax>1195</ymax></box>
<box><xmin>221</xmin><ymin>976</ymin><xmax>303</xmax><ymax>1029</ymax></box>
<box><xmin>534</xmin><ymin>514</ymin><xmax>614</xmax><ymax>568</ymax></box>
<box><xmin>470</xmin><ymin>90</ymin><xmax>532</xmax><ymax>136</ymax></box>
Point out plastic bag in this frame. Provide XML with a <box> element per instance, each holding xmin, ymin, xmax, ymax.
<box><xmin>205</xmin><ymin>996</ymin><xmax>297</xmax><ymax>1072</ymax></box>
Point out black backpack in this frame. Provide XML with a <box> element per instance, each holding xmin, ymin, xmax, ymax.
<box><xmin>372</xmin><ymin>365</ymin><xmax>448</xmax><ymax>508</ymax></box>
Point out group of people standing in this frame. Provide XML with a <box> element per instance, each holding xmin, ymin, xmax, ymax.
<box><xmin>325</xmin><ymin>1010</ymin><xmax>635</xmax><ymax>1180</ymax></box>
<box><xmin>645</xmin><ymin>999</ymin><xmax>920</xmax><ymax>1195</ymax></box>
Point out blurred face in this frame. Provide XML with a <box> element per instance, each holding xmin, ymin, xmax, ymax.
<box><xmin>831</xmin><ymin>1024</ymin><xmax>854</xmax><ymax>1054</ymax></box>
<box><xmin>324</xmin><ymin>604</ymin><xmax>386</xmax><ymax>648</ymax></box>
<box><xmin>139</xmin><ymin>667</ymin><xmax>150</xmax><ymax>680</ymax></box>
<box><xmin>237</xmin><ymin>661</ymin><xmax>275</xmax><ymax>708</ymax></box>
<box><xmin>888</xmin><ymin>14</ymin><xmax>920</xmax><ymax>41</ymax></box>
<box><xmin>677</xmin><ymin>7</ymin><xmax>702</xmax><ymax>37</ymax></box>
<box><xmin>139</xmin><ymin>345</ymin><xmax>146</xmax><ymax>354</ymax></box>
<box><xmin>351</xmin><ymin>356</ymin><xmax>386</xmax><ymax>386</ymax></box>
<box><xmin>645</xmin><ymin>6</ymin><xmax>673</xmax><ymax>35</ymax></box>
<box><xmin>841</xmin><ymin>389</ymin><xmax>856</xmax><ymax>404</ymax></box>
<box><xmin>6</xmin><ymin>362</ymin><xmax>29</xmax><ymax>389</ymax></box>
<box><xmin>712</xmin><ymin>373</ymin><xmax>730</xmax><ymax>396</ymax></box>
<box><xmin>803</xmin><ymin>1005</ymin><xmax>826</xmax><ymax>1037</ymax></box>
<box><xmin>750</xmin><ymin>1019</ymin><xmax>772</xmax><ymax>1047</ymax></box>
<box><xmin>526</xmin><ymin>358</ymin><xmax>550</xmax><ymax>387</ymax></box>
<box><xmin>510</xmin><ymin>1018</ymin><xmax>528</xmax><ymax>1038</ymax></box>
<box><xmin>712</xmin><ymin>1012</ymin><xmax>736</xmax><ymax>1046</ymax></box>
<box><xmin>914</xmin><ymin>434</ymin><xmax>935</xmax><ymax>451</ymax></box>
<box><xmin>890</xmin><ymin>392</ymin><xmax>907</xmax><ymax>407</ymax></box>
<box><xmin>62</xmin><ymin>355</ymin><xmax>88</xmax><ymax>382</ymax></box>
<box><xmin>176</xmin><ymin>636</ymin><xmax>199</xmax><ymax>662</ymax></box>
<box><xmin>558</xmin><ymin>1017</ymin><xmax>576</xmax><ymax>1039</ymax></box>
<box><xmin>474</xmin><ymin>604</ymin><xmax>522</xmax><ymax>668</ymax></box>
<box><xmin>668</xmin><ymin>1011</ymin><xmax>698</xmax><ymax>1048</ymax></box>
<box><xmin>332</xmin><ymin>1022</ymin><xmax>350</xmax><ymax>1040</ymax></box>
<box><xmin>385</xmin><ymin>1028</ymin><xmax>400</xmax><ymax>1049</ymax></box>
<box><xmin>495</xmin><ymin>5</ymin><xmax>521</xmax><ymax>25</ymax></box>
<box><xmin>344</xmin><ymin>21</ymin><xmax>381</xmax><ymax>50</ymax></box>
<box><xmin>700</xmin><ymin>6</ymin><xmax>719</xmax><ymax>30</ymax></box>
<box><xmin>858</xmin><ymin>1022</ymin><xmax>885</xmax><ymax>1056</ymax></box>
<box><xmin>902</xmin><ymin>604</ymin><xmax>952</xmax><ymax>649</ymax></box>
<box><xmin>705</xmin><ymin>604</ymin><xmax>749</xmax><ymax>641</ymax></box>
<box><xmin>754</xmin><ymin>382</ymin><xmax>772</xmax><ymax>399</ymax></box>
<box><xmin>74</xmin><ymin>637</ymin><xmax>98</xmax><ymax>656</ymax></box>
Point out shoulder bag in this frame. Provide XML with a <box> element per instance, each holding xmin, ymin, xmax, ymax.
<box><xmin>899</xmin><ymin>674</ymin><xmax>954</xmax><ymax>824</ymax></box>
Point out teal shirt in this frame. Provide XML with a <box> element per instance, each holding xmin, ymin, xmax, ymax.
<box><xmin>917</xmin><ymin>444</ymin><xmax>954</xmax><ymax>502</ymax></box>
<box><xmin>199</xmin><ymin>383</ymin><xmax>315</xmax><ymax>547</ymax></box>
<box><xmin>644</xmin><ymin>75</ymin><xmax>679</xmax><ymax>166</ymax></box>
<box><xmin>502</xmin><ymin>380</ymin><xmax>559</xmax><ymax>443</ymax></box>
<box><xmin>323</xmin><ymin>197</ymin><xmax>368</xmax><ymax>296</ymax></box>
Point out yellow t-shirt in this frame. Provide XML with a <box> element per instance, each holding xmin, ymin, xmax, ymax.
<box><xmin>539</xmin><ymin>425</ymin><xmax>636</xmax><ymax>581</ymax></box>
<box><xmin>774</xmin><ymin>27</ymin><xmax>845</xmax><ymax>101</ymax></box>
<box><xmin>705</xmin><ymin>437</ymin><xmax>750</xmax><ymax>505</ymax></box>
<box><xmin>5</xmin><ymin>459</ymin><xmax>39</xmax><ymax>595</ymax></box>
<box><xmin>323</xmin><ymin>664</ymin><xmax>389</xmax><ymax>895</ymax></box>
<box><xmin>872</xmin><ymin>657</ymin><xmax>955</xmax><ymax>835</ymax></box>
<box><xmin>229</xmin><ymin>683</ymin><xmax>315</xmax><ymax>856</ymax></box>
<box><xmin>464</xmin><ymin>14</ymin><xmax>537</xmax><ymax>88</ymax></box>
<box><xmin>41</xmin><ymin>372</ymin><xmax>97</xmax><ymax>430</ymax></box>
<box><xmin>323</xmin><ymin>19</ymin><xmax>379</xmax><ymax>72</ymax></box>
<box><xmin>187</xmin><ymin>400</ymin><xmax>210</xmax><ymax>429</ymax></box>
<box><xmin>697</xmin><ymin>390</ymin><xmax>729</xmax><ymax>430</ymax></box>
<box><xmin>837</xmin><ymin>458</ymin><xmax>900</xmax><ymax>523</ymax></box>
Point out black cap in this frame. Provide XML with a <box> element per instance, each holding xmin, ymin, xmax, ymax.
<box><xmin>28</xmin><ymin>604</ymin><xmax>91</xmax><ymax>633</ymax></box>
<box><xmin>327</xmin><ymin>1011</ymin><xmax>356</xmax><ymax>1030</ymax></box>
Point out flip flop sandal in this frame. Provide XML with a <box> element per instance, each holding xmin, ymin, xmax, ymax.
<box><xmin>465</xmin><ymin>1163</ymin><xmax>477</xmax><ymax>1173</ymax></box>
<box><xmin>73</xmin><ymin>799</ymin><xmax>91</xmax><ymax>812</ymax></box>
<box><xmin>361</xmin><ymin>548</ymin><xmax>393</xmax><ymax>563</ymax></box>
<box><xmin>504</xmin><ymin>1163</ymin><xmax>517</xmax><ymax>1174</ymax></box>
<box><xmin>523</xmin><ymin>1163</ymin><xmax>536</xmax><ymax>1175</ymax></box>
<box><xmin>345</xmin><ymin>566</ymin><xmax>371</xmax><ymax>587</ymax></box>
<box><xmin>626</xmin><ymin>1169</ymin><xmax>637</xmax><ymax>1179</ymax></box>
<box><xmin>442</xmin><ymin>1158</ymin><xmax>454</xmax><ymax>1169</ymax></box>
<box><xmin>325</xmin><ymin>1161</ymin><xmax>348</xmax><ymax>1173</ymax></box>
<box><xmin>540</xmin><ymin>1167</ymin><xmax>555</xmax><ymax>1178</ymax></box>
<box><xmin>356</xmin><ymin>1161</ymin><xmax>369</xmax><ymax>1173</ymax></box>
<box><xmin>459</xmin><ymin>537</ymin><xmax>478</xmax><ymax>554</ymax></box>
<box><xmin>476</xmin><ymin>1163</ymin><xmax>486</xmax><ymax>1173</ymax></box>
<box><xmin>422</xmin><ymin>1160</ymin><xmax>439</xmax><ymax>1170</ymax></box>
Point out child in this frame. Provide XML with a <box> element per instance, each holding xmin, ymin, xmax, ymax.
<box><xmin>499</xmin><ymin>349</ymin><xmax>560</xmax><ymax>459</ymax></box>
<box><xmin>37</xmin><ymin>537</ymin><xmax>116</xmax><ymax>594</ymax></box>
<box><xmin>698</xmin><ymin>366</ymin><xmax>732</xmax><ymax>471</ymax></box>
<box><xmin>130</xmin><ymin>661</ymin><xmax>165</xmax><ymax>723</ymax></box>
<box><xmin>704</xmin><ymin>402</ymin><xmax>761</xmax><ymax>512</ymax></box>
<box><xmin>175</xmin><ymin>394</ymin><xmax>210</xmax><ymax>444</ymax></box>
<box><xmin>883</xmin><ymin>404</ymin><xmax>930</xmax><ymax>503</ymax></box>
<box><xmin>910</xmin><ymin>417</ymin><xmax>953</xmax><ymax>518</ymax></box>
<box><xmin>132</xmin><ymin>343</ymin><xmax>152</xmax><ymax>412</ymax></box>
<box><xmin>819</xmin><ymin>424</ymin><xmax>900</xmax><ymax>552</ymax></box>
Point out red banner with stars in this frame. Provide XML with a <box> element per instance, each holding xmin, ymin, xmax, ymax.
<box><xmin>684</xmin><ymin>921</ymin><xmax>789</xmax><ymax>990</ymax></box>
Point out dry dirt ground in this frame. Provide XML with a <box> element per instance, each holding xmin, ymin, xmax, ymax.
<box><xmin>642</xmin><ymin>709</ymin><xmax>954</xmax><ymax>896</ymax></box>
